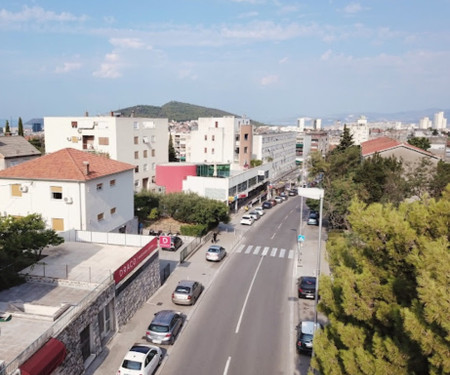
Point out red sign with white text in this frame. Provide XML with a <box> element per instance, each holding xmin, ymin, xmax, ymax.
<box><xmin>113</xmin><ymin>238</ymin><xmax>158</xmax><ymax>284</ymax></box>
<box><xmin>159</xmin><ymin>235</ymin><xmax>171</xmax><ymax>248</ymax></box>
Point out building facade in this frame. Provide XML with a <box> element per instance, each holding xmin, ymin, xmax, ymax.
<box><xmin>44</xmin><ymin>114</ymin><xmax>169</xmax><ymax>192</ymax></box>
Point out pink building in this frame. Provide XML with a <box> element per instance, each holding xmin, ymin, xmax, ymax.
<box><xmin>156</xmin><ymin>163</ymin><xmax>197</xmax><ymax>193</ymax></box>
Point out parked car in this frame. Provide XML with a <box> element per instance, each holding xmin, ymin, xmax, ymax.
<box><xmin>247</xmin><ymin>211</ymin><xmax>260</xmax><ymax>220</ymax></box>
<box><xmin>240</xmin><ymin>215</ymin><xmax>254</xmax><ymax>225</ymax></box>
<box><xmin>288</xmin><ymin>189</ymin><xmax>298</xmax><ymax>196</ymax></box>
<box><xmin>171</xmin><ymin>280</ymin><xmax>203</xmax><ymax>305</ymax></box>
<box><xmin>307</xmin><ymin>211</ymin><xmax>320</xmax><ymax>226</ymax></box>
<box><xmin>274</xmin><ymin>196</ymin><xmax>283</xmax><ymax>203</ymax></box>
<box><xmin>146</xmin><ymin>310</ymin><xmax>184</xmax><ymax>345</ymax></box>
<box><xmin>206</xmin><ymin>245</ymin><xmax>227</xmax><ymax>262</ymax></box>
<box><xmin>298</xmin><ymin>276</ymin><xmax>317</xmax><ymax>299</ymax></box>
<box><xmin>117</xmin><ymin>343</ymin><xmax>162</xmax><ymax>375</ymax></box>
<box><xmin>296</xmin><ymin>321</ymin><xmax>323</xmax><ymax>355</ymax></box>
<box><xmin>279</xmin><ymin>192</ymin><xmax>288</xmax><ymax>200</ymax></box>
<box><xmin>262</xmin><ymin>201</ymin><xmax>273</xmax><ymax>209</ymax></box>
<box><xmin>254</xmin><ymin>207</ymin><xmax>265</xmax><ymax>216</ymax></box>
<box><xmin>160</xmin><ymin>236</ymin><xmax>183</xmax><ymax>251</ymax></box>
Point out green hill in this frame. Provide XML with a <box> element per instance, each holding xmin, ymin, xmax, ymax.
<box><xmin>116</xmin><ymin>101</ymin><xmax>267</xmax><ymax>126</ymax></box>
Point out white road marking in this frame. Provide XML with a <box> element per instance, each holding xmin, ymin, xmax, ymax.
<box><xmin>254</xmin><ymin>246</ymin><xmax>261</xmax><ymax>255</ymax></box>
<box><xmin>237</xmin><ymin>244</ymin><xmax>245</xmax><ymax>253</ymax></box>
<box><xmin>279</xmin><ymin>248</ymin><xmax>286</xmax><ymax>258</ymax></box>
<box><xmin>223</xmin><ymin>356</ymin><xmax>231</xmax><ymax>375</ymax></box>
<box><xmin>288</xmin><ymin>250</ymin><xmax>294</xmax><ymax>259</ymax></box>
<box><xmin>262</xmin><ymin>246</ymin><xmax>270</xmax><ymax>256</ymax></box>
<box><xmin>245</xmin><ymin>245</ymin><xmax>253</xmax><ymax>254</ymax></box>
<box><xmin>270</xmin><ymin>248</ymin><xmax>278</xmax><ymax>257</ymax></box>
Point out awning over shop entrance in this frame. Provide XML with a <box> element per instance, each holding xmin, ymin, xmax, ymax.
<box><xmin>19</xmin><ymin>338</ymin><xmax>66</xmax><ymax>375</ymax></box>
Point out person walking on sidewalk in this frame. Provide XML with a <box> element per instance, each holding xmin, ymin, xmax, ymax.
<box><xmin>212</xmin><ymin>232</ymin><xmax>218</xmax><ymax>243</ymax></box>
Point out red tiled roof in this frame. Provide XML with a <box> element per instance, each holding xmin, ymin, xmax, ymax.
<box><xmin>361</xmin><ymin>136</ymin><xmax>438</xmax><ymax>159</ymax></box>
<box><xmin>0</xmin><ymin>148</ymin><xmax>135</xmax><ymax>181</ymax></box>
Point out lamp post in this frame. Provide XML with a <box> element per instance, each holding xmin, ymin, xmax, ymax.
<box><xmin>296</xmin><ymin>187</ymin><xmax>324</xmax><ymax>336</ymax></box>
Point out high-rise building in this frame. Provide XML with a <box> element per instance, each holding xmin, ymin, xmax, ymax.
<box><xmin>433</xmin><ymin>111</ymin><xmax>447</xmax><ymax>130</ymax></box>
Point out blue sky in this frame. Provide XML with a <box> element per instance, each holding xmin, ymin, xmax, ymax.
<box><xmin>1</xmin><ymin>0</ymin><xmax>449</xmax><ymax>123</ymax></box>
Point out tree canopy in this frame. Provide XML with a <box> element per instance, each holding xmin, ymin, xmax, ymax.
<box><xmin>310</xmin><ymin>186</ymin><xmax>450</xmax><ymax>375</ymax></box>
<box><xmin>407</xmin><ymin>137</ymin><xmax>431</xmax><ymax>151</ymax></box>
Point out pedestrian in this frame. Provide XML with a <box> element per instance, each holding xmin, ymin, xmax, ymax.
<box><xmin>212</xmin><ymin>232</ymin><xmax>218</xmax><ymax>243</ymax></box>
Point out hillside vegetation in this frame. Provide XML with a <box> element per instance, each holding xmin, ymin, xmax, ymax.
<box><xmin>116</xmin><ymin>101</ymin><xmax>267</xmax><ymax>126</ymax></box>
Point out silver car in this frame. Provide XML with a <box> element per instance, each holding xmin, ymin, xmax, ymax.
<box><xmin>146</xmin><ymin>310</ymin><xmax>184</xmax><ymax>345</ymax></box>
<box><xmin>206</xmin><ymin>245</ymin><xmax>226</xmax><ymax>262</ymax></box>
<box><xmin>171</xmin><ymin>280</ymin><xmax>203</xmax><ymax>305</ymax></box>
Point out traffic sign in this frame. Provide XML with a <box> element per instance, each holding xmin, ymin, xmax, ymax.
<box><xmin>298</xmin><ymin>234</ymin><xmax>305</xmax><ymax>242</ymax></box>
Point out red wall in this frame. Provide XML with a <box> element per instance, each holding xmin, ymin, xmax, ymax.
<box><xmin>156</xmin><ymin>164</ymin><xmax>197</xmax><ymax>193</ymax></box>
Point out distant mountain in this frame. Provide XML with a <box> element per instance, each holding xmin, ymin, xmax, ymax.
<box><xmin>116</xmin><ymin>101</ymin><xmax>268</xmax><ymax>126</ymax></box>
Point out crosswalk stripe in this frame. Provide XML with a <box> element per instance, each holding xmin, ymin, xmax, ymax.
<box><xmin>245</xmin><ymin>245</ymin><xmax>253</xmax><ymax>254</ymax></box>
<box><xmin>279</xmin><ymin>249</ymin><xmax>286</xmax><ymax>258</ymax></box>
<box><xmin>270</xmin><ymin>248</ymin><xmax>277</xmax><ymax>257</ymax></box>
<box><xmin>288</xmin><ymin>250</ymin><xmax>294</xmax><ymax>259</ymax></box>
<box><xmin>254</xmin><ymin>246</ymin><xmax>261</xmax><ymax>255</ymax></box>
<box><xmin>262</xmin><ymin>247</ymin><xmax>270</xmax><ymax>256</ymax></box>
<box><xmin>237</xmin><ymin>244</ymin><xmax>245</xmax><ymax>253</ymax></box>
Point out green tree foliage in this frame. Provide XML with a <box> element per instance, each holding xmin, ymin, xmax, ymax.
<box><xmin>310</xmin><ymin>188</ymin><xmax>450</xmax><ymax>375</ymax></box>
<box><xmin>134</xmin><ymin>191</ymin><xmax>161</xmax><ymax>222</ymax></box>
<box><xmin>18</xmin><ymin>117</ymin><xmax>24</xmax><ymax>136</ymax></box>
<box><xmin>5</xmin><ymin>120</ymin><xmax>10</xmax><ymax>134</ymax></box>
<box><xmin>335</xmin><ymin>124</ymin><xmax>354</xmax><ymax>152</ymax></box>
<box><xmin>408</xmin><ymin>137</ymin><xmax>431</xmax><ymax>151</ymax></box>
<box><xmin>430</xmin><ymin>160</ymin><xmax>450</xmax><ymax>198</ymax></box>
<box><xmin>28</xmin><ymin>135</ymin><xmax>45</xmax><ymax>154</ymax></box>
<box><xmin>250</xmin><ymin>159</ymin><xmax>263</xmax><ymax>167</ymax></box>
<box><xmin>168</xmin><ymin>134</ymin><xmax>177</xmax><ymax>161</ymax></box>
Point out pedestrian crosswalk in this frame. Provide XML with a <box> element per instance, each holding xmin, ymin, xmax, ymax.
<box><xmin>236</xmin><ymin>244</ymin><xmax>294</xmax><ymax>259</ymax></box>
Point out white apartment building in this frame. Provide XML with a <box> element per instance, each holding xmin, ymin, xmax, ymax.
<box><xmin>44</xmin><ymin>114</ymin><xmax>169</xmax><ymax>191</ymax></box>
<box><xmin>186</xmin><ymin>116</ymin><xmax>252</xmax><ymax>169</ymax></box>
<box><xmin>433</xmin><ymin>111</ymin><xmax>447</xmax><ymax>130</ymax></box>
<box><xmin>348</xmin><ymin>116</ymin><xmax>370</xmax><ymax>145</ymax></box>
<box><xmin>253</xmin><ymin>132</ymin><xmax>296</xmax><ymax>177</ymax></box>
<box><xmin>419</xmin><ymin>116</ymin><xmax>432</xmax><ymax>129</ymax></box>
<box><xmin>0</xmin><ymin>148</ymin><xmax>136</xmax><ymax>232</ymax></box>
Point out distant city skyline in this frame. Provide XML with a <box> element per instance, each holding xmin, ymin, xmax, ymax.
<box><xmin>1</xmin><ymin>1</ymin><xmax>450</xmax><ymax>123</ymax></box>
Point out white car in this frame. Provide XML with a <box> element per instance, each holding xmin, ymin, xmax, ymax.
<box><xmin>274</xmin><ymin>196</ymin><xmax>283</xmax><ymax>203</ymax></box>
<box><xmin>254</xmin><ymin>207</ymin><xmax>265</xmax><ymax>216</ymax></box>
<box><xmin>117</xmin><ymin>343</ymin><xmax>162</xmax><ymax>375</ymax></box>
<box><xmin>240</xmin><ymin>215</ymin><xmax>254</xmax><ymax>225</ymax></box>
<box><xmin>247</xmin><ymin>211</ymin><xmax>260</xmax><ymax>220</ymax></box>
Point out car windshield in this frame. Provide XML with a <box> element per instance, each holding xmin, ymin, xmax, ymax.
<box><xmin>175</xmin><ymin>286</ymin><xmax>190</xmax><ymax>294</ymax></box>
<box><xmin>301</xmin><ymin>279</ymin><xmax>316</xmax><ymax>289</ymax></box>
<box><xmin>149</xmin><ymin>324</ymin><xmax>169</xmax><ymax>333</ymax></box>
<box><xmin>208</xmin><ymin>247</ymin><xmax>219</xmax><ymax>253</ymax></box>
<box><xmin>300</xmin><ymin>332</ymin><xmax>314</xmax><ymax>341</ymax></box>
<box><xmin>122</xmin><ymin>359</ymin><xmax>142</xmax><ymax>370</ymax></box>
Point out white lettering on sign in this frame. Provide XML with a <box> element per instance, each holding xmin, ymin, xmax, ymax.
<box><xmin>159</xmin><ymin>235</ymin><xmax>171</xmax><ymax>248</ymax></box>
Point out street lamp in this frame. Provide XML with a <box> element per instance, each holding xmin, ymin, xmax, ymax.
<box><xmin>296</xmin><ymin>187</ymin><xmax>324</xmax><ymax>336</ymax></box>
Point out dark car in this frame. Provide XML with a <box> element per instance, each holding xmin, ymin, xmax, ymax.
<box><xmin>146</xmin><ymin>310</ymin><xmax>184</xmax><ymax>345</ymax></box>
<box><xmin>307</xmin><ymin>211</ymin><xmax>320</xmax><ymax>226</ymax></box>
<box><xmin>262</xmin><ymin>201</ymin><xmax>273</xmax><ymax>209</ymax></box>
<box><xmin>296</xmin><ymin>321</ymin><xmax>322</xmax><ymax>355</ymax></box>
<box><xmin>298</xmin><ymin>276</ymin><xmax>317</xmax><ymax>299</ymax></box>
<box><xmin>288</xmin><ymin>189</ymin><xmax>298</xmax><ymax>196</ymax></box>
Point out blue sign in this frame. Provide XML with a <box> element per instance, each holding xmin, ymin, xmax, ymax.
<box><xmin>298</xmin><ymin>234</ymin><xmax>305</xmax><ymax>242</ymax></box>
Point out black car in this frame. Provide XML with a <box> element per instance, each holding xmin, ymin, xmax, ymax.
<box><xmin>288</xmin><ymin>189</ymin><xmax>298</xmax><ymax>196</ymax></box>
<box><xmin>298</xmin><ymin>276</ymin><xmax>317</xmax><ymax>299</ymax></box>
<box><xmin>307</xmin><ymin>211</ymin><xmax>320</xmax><ymax>226</ymax></box>
<box><xmin>296</xmin><ymin>321</ymin><xmax>322</xmax><ymax>355</ymax></box>
<box><xmin>161</xmin><ymin>236</ymin><xmax>183</xmax><ymax>251</ymax></box>
<box><xmin>262</xmin><ymin>201</ymin><xmax>273</xmax><ymax>209</ymax></box>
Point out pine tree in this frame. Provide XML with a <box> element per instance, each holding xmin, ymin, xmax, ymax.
<box><xmin>18</xmin><ymin>117</ymin><xmax>24</xmax><ymax>136</ymax></box>
<box><xmin>168</xmin><ymin>134</ymin><xmax>177</xmax><ymax>161</ymax></box>
<box><xmin>336</xmin><ymin>124</ymin><xmax>354</xmax><ymax>152</ymax></box>
<box><xmin>310</xmin><ymin>187</ymin><xmax>450</xmax><ymax>375</ymax></box>
<box><xmin>5</xmin><ymin>120</ymin><xmax>10</xmax><ymax>134</ymax></box>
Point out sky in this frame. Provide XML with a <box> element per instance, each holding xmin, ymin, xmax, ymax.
<box><xmin>1</xmin><ymin>0</ymin><xmax>450</xmax><ymax>124</ymax></box>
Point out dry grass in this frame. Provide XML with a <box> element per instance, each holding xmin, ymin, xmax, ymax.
<box><xmin>146</xmin><ymin>217</ymin><xmax>184</xmax><ymax>234</ymax></box>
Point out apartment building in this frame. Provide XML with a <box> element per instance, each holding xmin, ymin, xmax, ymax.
<box><xmin>0</xmin><ymin>148</ymin><xmax>136</xmax><ymax>232</ymax></box>
<box><xmin>44</xmin><ymin>114</ymin><xmax>169</xmax><ymax>192</ymax></box>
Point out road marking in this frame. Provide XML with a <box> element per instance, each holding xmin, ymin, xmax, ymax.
<box><xmin>223</xmin><ymin>356</ymin><xmax>231</xmax><ymax>375</ymax></box>
<box><xmin>262</xmin><ymin>246</ymin><xmax>269</xmax><ymax>256</ymax></box>
<box><xmin>279</xmin><ymin>248</ymin><xmax>286</xmax><ymax>258</ymax></box>
<box><xmin>288</xmin><ymin>250</ymin><xmax>294</xmax><ymax>259</ymax></box>
<box><xmin>270</xmin><ymin>248</ymin><xmax>278</xmax><ymax>257</ymax></box>
<box><xmin>245</xmin><ymin>245</ymin><xmax>253</xmax><ymax>254</ymax></box>
<box><xmin>253</xmin><ymin>246</ymin><xmax>261</xmax><ymax>255</ymax></box>
<box><xmin>237</xmin><ymin>244</ymin><xmax>245</xmax><ymax>253</ymax></box>
<box><xmin>235</xmin><ymin>256</ymin><xmax>264</xmax><ymax>334</ymax></box>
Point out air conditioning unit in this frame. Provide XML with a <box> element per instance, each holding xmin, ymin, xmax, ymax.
<box><xmin>143</xmin><ymin>136</ymin><xmax>149</xmax><ymax>143</ymax></box>
<box><xmin>19</xmin><ymin>185</ymin><xmax>28</xmax><ymax>193</ymax></box>
<box><xmin>64</xmin><ymin>197</ymin><xmax>73</xmax><ymax>204</ymax></box>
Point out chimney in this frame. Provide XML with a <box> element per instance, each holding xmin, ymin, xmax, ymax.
<box><xmin>110</xmin><ymin>111</ymin><xmax>114</xmax><ymax>117</ymax></box>
<box><xmin>83</xmin><ymin>161</ymin><xmax>90</xmax><ymax>175</ymax></box>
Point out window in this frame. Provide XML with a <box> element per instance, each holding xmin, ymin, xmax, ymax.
<box><xmin>71</xmin><ymin>121</ymin><xmax>78</xmax><ymax>128</ymax></box>
<box><xmin>98</xmin><ymin>137</ymin><xmax>109</xmax><ymax>145</ymax></box>
<box><xmin>134</xmin><ymin>136</ymin><xmax>139</xmax><ymax>145</ymax></box>
<box><xmin>204</xmin><ymin>135</ymin><xmax>207</xmax><ymax>141</ymax></box>
<box><xmin>212</xmin><ymin>148</ymin><xmax>215</xmax><ymax>154</ymax></box>
<box><xmin>151</xmin><ymin>149</ymin><xmax>155</xmax><ymax>157</ymax></box>
<box><xmin>110</xmin><ymin>207</ymin><xmax>116</xmax><ymax>215</ymax></box>
<box><xmin>80</xmin><ymin>326</ymin><xmax>91</xmax><ymax>361</ymax></box>
<box><xmin>143</xmin><ymin>150</ymin><xmax>148</xmax><ymax>158</ymax></box>
<box><xmin>52</xmin><ymin>218</ymin><xmax>64</xmax><ymax>231</ymax></box>
<box><xmin>51</xmin><ymin>186</ymin><xmax>63</xmax><ymax>199</ymax></box>
<box><xmin>143</xmin><ymin>163</ymin><xmax>148</xmax><ymax>171</ymax></box>
<box><xmin>11</xmin><ymin>184</ymin><xmax>22</xmax><ymax>197</ymax></box>
<box><xmin>135</xmin><ymin>166</ymin><xmax>139</xmax><ymax>173</ymax></box>
<box><xmin>244</xmin><ymin>133</ymin><xmax>249</xmax><ymax>141</ymax></box>
<box><xmin>152</xmin><ymin>162</ymin><xmax>155</xmax><ymax>170</ymax></box>
<box><xmin>133</xmin><ymin>121</ymin><xmax>139</xmax><ymax>129</ymax></box>
<box><xmin>215</xmin><ymin>121</ymin><xmax>218</xmax><ymax>128</ymax></box>
<box><xmin>134</xmin><ymin>151</ymin><xmax>139</xmax><ymax>159</ymax></box>
<box><xmin>204</xmin><ymin>147</ymin><xmax>207</xmax><ymax>153</ymax></box>
<box><xmin>97</xmin><ymin>213</ymin><xmax>104</xmax><ymax>221</ymax></box>
<box><xmin>244</xmin><ymin>146</ymin><xmax>248</xmax><ymax>153</ymax></box>
<box><xmin>151</xmin><ymin>135</ymin><xmax>155</xmax><ymax>142</ymax></box>
<box><xmin>96</xmin><ymin>183</ymin><xmax>103</xmax><ymax>191</ymax></box>
<box><xmin>212</xmin><ymin>135</ymin><xmax>215</xmax><ymax>141</ymax></box>
<box><xmin>110</xmin><ymin>179</ymin><xmax>116</xmax><ymax>187</ymax></box>
<box><xmin>134</xmin><ymin>180</ymin><xmax>139</xmax><ymax>187</ymax></box>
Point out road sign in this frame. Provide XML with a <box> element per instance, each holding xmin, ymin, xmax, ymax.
<box><xmin>298</xmin><ymin>234</ymin><xmax>305</xmax><ymax>242</ymax></box>
<box><xmin>159</xmin><ymin>235</ymin><xmax>171</xmax><ymax>248</ymax></box>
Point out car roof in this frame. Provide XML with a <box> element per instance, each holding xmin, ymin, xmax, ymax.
<box><xmin>208</xmin><ymin>245</ymin><xmax>223</xmax><ymax>251</ymax></box>
<box><xmin>152</xmin><ymin>310</ymin><xmax>178</xmax><ymax>324</ymax></box>
<box><xmin>123</xmin><ymin>345</ymin><xmax>152</xmax><ymax>362</ymax></box>
<box><xmin>177</xmin><ymin>280</ymin><xmax>196</xmax><ymax>287</ymax></box>
<box><xmin>242</xmin><ymin>215</ymin><xmax>252</xmax><ymax>219</ymax></box>
<box><xmin>299</xmin><ymin>276</ymin><xmax>316</xmax><ymax>283</ymax></box>
<box><xmin>301</xmin><ymin>321</ymin><xmax>320</xmax><ymax>335</ymax></box>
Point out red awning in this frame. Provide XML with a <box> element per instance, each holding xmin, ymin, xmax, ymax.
<box><xmin>19</xmin><ymin>338</ymin><xmax>66</xmax><ymax>375</ymax></box>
